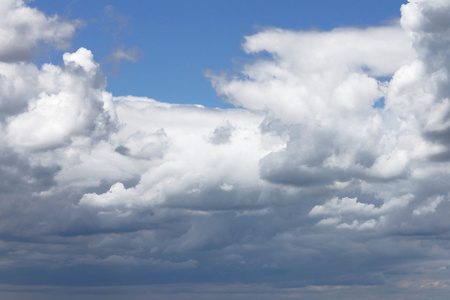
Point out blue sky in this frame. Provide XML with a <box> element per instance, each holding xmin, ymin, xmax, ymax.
<box><xmin>33</xmin><ymin>0</ymin><xmax>407</xmax><ymax>107</ymax></box>
<box><xmin>4</xmin><ymin>0</ymin><xmax>450</xmax><ymax>299</ymax></box>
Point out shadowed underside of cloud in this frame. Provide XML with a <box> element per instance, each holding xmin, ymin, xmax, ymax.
<box><xmin>1</xmin><ymin>0</ymin><xmax>450</xmax><ymax>299</ymax></box>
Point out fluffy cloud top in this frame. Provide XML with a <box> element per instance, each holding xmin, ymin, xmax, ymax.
<box><xmin>0</xmin><ymin>0</ymin><xmax>78</xmax><ymax>62</ymax></box>
<box><xmin>5</xmin><ymin>47</ymin><xmax>116</xmax><ymax>151</ymax></box>
<box><xmin>2</xmin><ymin>0</ymin><xmax>450</xmax><ymax>299</ymax></box>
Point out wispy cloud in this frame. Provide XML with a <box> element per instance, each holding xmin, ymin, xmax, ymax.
<box><xmin>101</xmin><ymin>4</ymin><xmax>132</xmax><ymax>39</ymax></box>
<box><xmin>104</xmin><ymin>44</ymin><xmax>143</xmax><ymax>74</ymax></box>
<box><xmin>108</xmin><ymin>45</ymin><xmax>141</xmax><ymax>63</ymax></box>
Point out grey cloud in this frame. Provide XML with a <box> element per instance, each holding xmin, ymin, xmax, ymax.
<box><xmin>397</xmin><ymin>1</ymin><xmax>450</xmax><ymax>156</ymax></box>
<box><xmin>209</xmin><ymin>123</ymin><xmax>234</xmax><ymax>145</ymax></box>
<box><xmin>0</xmin><ymin>63</ymin><xmax>41</xmax><ymax>118</ymax></box>
<box><xmin>165</xmin><ymin>185</ymin><xmax>265</xmax><ymax>211</ymax></box>
<box><xmin>115</xmin><ymin>129</ymin><xmax>168</xmax><ymax>159</ymax></box>
<box><xmin>3</xmin><ymin>0</ymin><xmax>450</xmax><ymax>299</ymax></box>
<box><xmin>260</xmin><ymin>158</ymin><xmax>336</xmax><ymax>187</ymax></box>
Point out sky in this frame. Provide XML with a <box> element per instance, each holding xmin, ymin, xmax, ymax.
<box><xmin>31</xmin><ymin>0</ymin><xmax>408</xmax><ymax>107</ymax></box>
<box><xmin>2</xmin><ymin>0</ymin><xmax>450</xmax><ymax>299</ymax></box>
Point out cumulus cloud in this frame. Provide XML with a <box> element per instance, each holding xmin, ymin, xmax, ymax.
<box><xmin>309</xmin><ymin>194</ymin><xmax>413</xmax><ymax>230</ymax></box>
<box><xmin>5</xmin><ymin>47</ymin><xmax>116</xmax><ymax>151</ymax></box>
<box><xmin>2</xmin><ymin>0</ymin><xmax>450</xmax><ymax>299</ymax></box>
<box><xmin>0</xmin><ymin>0</ymin><xmax>78</xmax><ymax>62</ymax></box>
<box><xmin>209</xmin><ymin>25</ymin><xmax>416</xmax><ymax>119</ymax></box>
<box><xmin>388</xmin><ymin>0</ymin><xmax>450</xmax><ymax>162</ymax></box>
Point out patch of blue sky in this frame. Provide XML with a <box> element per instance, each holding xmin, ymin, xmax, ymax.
<box><xmin>32</xmin><ymin>0</ymin><xmax>408</xmax><ymax>108</ymax></box>
<box><xmin>373</xmin><ymin>96</ymin><xmax>386</xmax><ymax>108</ymax></box>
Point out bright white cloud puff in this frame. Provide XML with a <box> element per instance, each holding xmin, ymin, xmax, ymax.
<box><xmin>5</xmin><ymin>47</ymin><xmax>116</xmax><ymax>151</ymax></box>
<box><xmin>1</xmin><ymin>0</ymin><xmax>450</xmax><ymax>299</ymax></box>
<box><xmin>0</xmin><ymin>0</ymin><xmax>78</xmax><ymax>62</ymax></box>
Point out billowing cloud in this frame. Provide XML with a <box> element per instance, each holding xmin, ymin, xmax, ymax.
<box><xmin>6</xmin><ymin>47</ymin><xmax>116</xmax><ymax>151</ymax></box>
<box><xmin>2</xmin><ymin>0</ymin><xmax>450</xmax><ymax>299</ymax></box>
<box><xmin>0</xmin><ymin>0</ymin><xmax>78</xmax><ymax>62</ymax></box>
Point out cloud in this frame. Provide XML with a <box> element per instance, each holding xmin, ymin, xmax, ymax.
<box><xmin>105</xmin><ymin>45</ymin><xmax>143</xmax><ymax>74</ymax></box>
<box><xmin>209</xmin><ymin>122</ymin><xmax>234</xmax><ymax>145</ymax></box>
<box><xmin>101</xmin><ymin>4</ymin><xmax>132</xmax><ymax>38</ymax></box>
<box><xmin>412</xmin><ymin>195</ymin><xmax>446</xmax><ymax>216</ymax></box>
<box><xmin>0</xmin><ymin>0</ymin><xmax>78</xmax><ymax>62</ymax></box>
<box><xmin>393</xmin><ymin>1</ymin><xmax>450</xmax><ymax>160</ymax></box>
<box><xmin>5</xmin><ymin>47</ymin><xmax>117</xmax><ymax>151</ymax></box>
<box><xmin>2</xmin><ymin>0</ymin><xmax>450</xmax><ymax>298</ymax></box>
<box><xmin>107</xmin><ymin>45</ymin><xmax>142</xmax><ymax>64</ymax></box>
<box><xmin>209</xmin><ymin>25</ymin><xmax>416</xmax><ymax>119</ymax></box>
<box><xmin>115</xmin><ymin>128</ymin><xmax>168</xmax><ymax>159</ymax></box>
<box><xmin>207</xmin><ymin>23</ymin><xmax>421</xmax><ymax>194</ymax></box>
<box><xmin>77</xmin><ymin>96</ymin><xmax>269</xmax><ymax>210</ymax></box>
<box><xmin>309</xmin><ymin>194</ymin><xmax>413</xmax><ymax>230</ymax></box>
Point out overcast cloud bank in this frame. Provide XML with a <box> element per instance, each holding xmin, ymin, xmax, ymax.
<box><xmin>1</xmin><ymin>0</ymin><xmax>450</xmax><ymax>299</ymax></box>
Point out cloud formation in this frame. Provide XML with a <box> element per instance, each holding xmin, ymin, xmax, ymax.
<box><xmin>108</xmin><ymin>45</ymin><xmax>141</xmax><ymax>64</ymax></box>
<box><xmin>0</xmin><ymin>0</ymin><xmax>78</xmax><ymax>62</ymax></box>
<box><xmin>6</xmin><ymin>47</ymin><xmax>116</xmax><ymax>151</ymax></box>
<box><xmin>2</xmin><ymin>0</ymin><xmax>450</xmax><ymax>299</ymax></box>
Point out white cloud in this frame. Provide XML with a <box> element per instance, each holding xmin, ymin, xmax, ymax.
<box><xmin>207</xmin><ymin>22</ymin><xmax>425</xmax><ymax>196</ymax></box>
<box><xmin>309</xmin><ymin>194</ymin><xmax>413</xmax><ymax>230</ymax></box>
<box><xmin>79</xmin><ymin>182</ymin><xmax>133</xmax><ymax>208</ymax></box>
<box><xmin>368</xmin><ymin>149</ymin><xmax>409</xmax><ymax>178</ymax></box>
<box><xmin>388</xmin><ymin>0</ymin><xmax>450</xmax><ymax>162</ymax></box>
<box><xmin>6</xmin><ymin>47</ymin><xmax>117</xmax><ymax>151</ymax></box>
<box><xmin>242</xmin><ymin>26</ymin><xmax>415</xmax><ymax>76</ymax></box>
<box><xmin>0</xmin><ymin>0</ymin><xmax>78</xmax><ymax>62</ymax></box>
<box><xmin>413</xmin><ymin>195</ymin><xmax>445</xmax><ymax>216</ymax></box>
<box><xmin>209</xmin><ymin>25</ymin><xmax>415</xmax><ymax>121</ymax></box>
<box><xmin>220</xmin><ymin>183</ymin><xmax>234</xmax><ymax>191</ymax></box>
<box><xmin>76</xmin><ymin>96</ymin><xmax>272</xmax><ymax>210</ymax></box>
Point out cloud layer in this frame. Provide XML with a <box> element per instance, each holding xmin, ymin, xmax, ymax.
<box><xmin>1</xmin><ymin>0</ymin><xmax>450</xmax><ymax>299</ymax></box>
